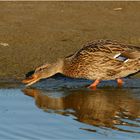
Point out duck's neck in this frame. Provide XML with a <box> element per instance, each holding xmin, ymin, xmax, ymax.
<box><xmin>49</xmin><ymin>59</ymin><xmax>64</xmax><ymax>75</ymax></box>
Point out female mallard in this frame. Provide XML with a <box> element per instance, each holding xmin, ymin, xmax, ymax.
<box><xmin>22</xmin><ymin>40</ymin><xmax>140</xmax><ymax>89</ymax></box>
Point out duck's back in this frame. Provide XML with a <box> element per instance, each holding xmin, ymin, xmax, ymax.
<box><xmin>63</xmin><ymin>40</ymin><xmax>140</xmax><ymax>80</ymax></box>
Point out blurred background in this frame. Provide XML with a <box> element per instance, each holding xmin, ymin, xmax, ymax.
<box><xmin>0</xmin><ymin>1</ymin><xmax>140</xmax><ymax>79</ymax></box>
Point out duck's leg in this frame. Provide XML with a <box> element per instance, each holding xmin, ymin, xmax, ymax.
<box><xmin>88</xmin><ymin>79</ymin><xmax>100</xmax><ymax>90</ymax></box>
<box><xmin>117</xmin><ymin>78</ymin><xmax>123</xmax><ymax>87</ymax></box>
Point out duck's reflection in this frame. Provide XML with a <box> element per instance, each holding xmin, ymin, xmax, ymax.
<box><xmin>22</xmin><ymin>88</ymin><xmax>140</xmax><ymax>132</ymax></box>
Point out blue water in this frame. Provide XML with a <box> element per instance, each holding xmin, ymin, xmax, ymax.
<box><xmin>0</xmin><ymin>77</ymin><xmax>140</xmax><ymax>140</ymax></box>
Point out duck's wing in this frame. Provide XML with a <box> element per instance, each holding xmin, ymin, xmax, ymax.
<box><xmin>120</xmin><ymin>51</ymin><xmax>140</xmax><ymax>59</ymax></box>
<box><xmin>64</xmin><ymin>40</ymin><xmax>140</xmax><ymax>80</ymax></box>
<box><xmin>80</xmin><ymin>40</ymin><xmax>139</xmax><ymax>53</ymax></box>
<box><xmin>67</xmin><ymin>40</ymin><xmax>140</xmax><ymax>60</ymax></box>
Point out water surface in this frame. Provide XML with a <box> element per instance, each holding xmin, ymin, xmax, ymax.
<box><xmin>0</xmin><ymin>77</ymin><xmax>140</xmax><ymax>139</ymax></box>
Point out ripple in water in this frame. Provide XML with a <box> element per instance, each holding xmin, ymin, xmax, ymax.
<box><xmin>0</xmin><ymin>77</ymin><xmax>140</xmax><ymax>139</ymax></box>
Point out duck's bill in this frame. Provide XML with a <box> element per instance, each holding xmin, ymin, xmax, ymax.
<box><xmin>22</xmin><ymin>75</ymin><xmax>39</xmax><ymax>87</ymax></box>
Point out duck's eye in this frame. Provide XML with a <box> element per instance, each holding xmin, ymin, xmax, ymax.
<box><xmin>38</xmin><ymin>67</ymin><xmax>46</xmax><ymax>72</ymax></box>
<box><xmin>36</xmin><ymin>68</ymin><xmax>42</xmax><ymax>72</ymax></box>
<box><xmin>38</xmin><ymin>68</ymin><xmax>42</xmax><ymax>71</ymax></box>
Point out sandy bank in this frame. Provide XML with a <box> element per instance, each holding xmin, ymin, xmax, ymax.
<box><xmin>0</xmin><ymin>1</ymin><xmax>140</xmax><ymax>79</ymax></box>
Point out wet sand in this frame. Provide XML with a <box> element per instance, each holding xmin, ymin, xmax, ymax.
<box><xmin>0</xmin><ymin>1</ymin><xmax>140</xmax><ymax>79</ymax></box>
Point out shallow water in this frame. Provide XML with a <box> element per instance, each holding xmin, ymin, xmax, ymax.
<box><xmin>0</xmin><ymin>76</ymin><xmax>140</xmax><ymax>140</ymax></box>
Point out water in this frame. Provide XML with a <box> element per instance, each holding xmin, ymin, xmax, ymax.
<box><xmin>0</xmin><ymin>76</ymin><xmax>140</xmax><ymax>140</ymax></box>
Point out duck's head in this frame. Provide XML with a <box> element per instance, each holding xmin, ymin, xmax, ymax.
<box><xmin>22</xmin><ymin>60</ymin><xmax>63</xmax><ymax>87</ymax></box>
<box><xmin>22</xmin><ymin>64</ymin><xmax>50</xmax><ymax>86</ymax></box>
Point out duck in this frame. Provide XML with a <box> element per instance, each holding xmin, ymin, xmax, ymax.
<box><xmin>22</xmin><ymin>39</ymin><xmax>140</xmax><ymax>89</ymax></box>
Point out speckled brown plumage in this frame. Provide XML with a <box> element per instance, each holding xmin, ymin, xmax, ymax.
<box><xmin>63</xmin><ymin>40</ymin><xmax>140</xmax><ymax>80</ymax></box>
